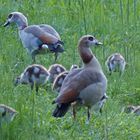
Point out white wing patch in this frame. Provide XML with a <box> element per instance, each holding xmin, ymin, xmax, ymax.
<box><xmin>56</xmin><ymin>67</ymin><xmax>62</xmax><ymax>73</ymax></box>
<box><xmin>34</xmin><ymin>67</ymin><xmax>40</xmax><ymax>74</ymax></box>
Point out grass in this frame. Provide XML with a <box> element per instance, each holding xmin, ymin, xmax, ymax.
<box><xmin>0</xmin><ymin>0</ymin><xmax>140</xmax><ymax>139</ymax></box>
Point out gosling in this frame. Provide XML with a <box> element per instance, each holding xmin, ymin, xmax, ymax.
<box><xmin>52</xmin><ymin>64</ymin><xmax>79</xmax><ymax>93</ymax></box>
<box><xmin>106</xmin><ymin>53</ymin><xmax>126</xmax><ymax>76</ymax></box>
<box><xmin>14</xmin><ymin>64</ymin><xmax>50</xmax><ymax>93</ymax></box>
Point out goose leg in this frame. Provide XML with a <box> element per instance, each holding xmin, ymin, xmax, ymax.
<box><xmin>71</xmin><ymin>101</ymin><xmax>77</xmax><ymax>120</ymax></box>
<box><xmin>54</xmin><ymin>52</ymin><xmax>58</xmax><ymax>62</ymax></box>
<box><xmin>85</xmin><ymin>107</ymin><xmax>91</xmax><ymax>124</ymax></box>
<box><xmin>35</xmin><ymin>86</ymin><xmax>39</xmax><ymax>95</ymax></box>
<box><xmin>31</xmin><ymin>83</ymin><xmax>34</xmax><ymax>91</ymax></box>
<box><xmin>99</xmin><ymin>107</ymin><xmax>103</xmax><ymax>113</ymax></box>
<box><xmin>32</xmin><ymin>56</ymin><xmax>36</xmax><ymax>63</ymax></box>
<box><xmin>31</xmin><ymin>52</ymin><xmax>37</xmax><ymax>64</ymax></box>
<box><xmin>87</xmin><ymin>107</ymin><xmax>90</xmax><ymax>121</ymax></box>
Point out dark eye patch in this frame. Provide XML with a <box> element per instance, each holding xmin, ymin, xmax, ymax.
<box><xmin>8</xmin><ymin>14</ymin><xmax>13</xmax><ymax>18</ymax></box>
<box><xmin>88</xmin><ymin>36</ymin><xmax>94</xmax><ymax>41</ymax></box>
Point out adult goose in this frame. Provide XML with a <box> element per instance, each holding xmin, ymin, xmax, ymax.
<box><xmin>52</xmin><ymin>35</ymin><xmax>107</xmax><ymax>121</ymax></box>
<box><xmin>4</xmin><ymin>12</ymin><xmax>64</xmax><ymax>62</ymax></box>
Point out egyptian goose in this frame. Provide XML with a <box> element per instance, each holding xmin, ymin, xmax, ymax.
<box><xmin>52</xmin><ymin>64</ymin><xmax>79</xmax><ymax>93</ymax></box>
<box><xmin>0</xmin><ymin>104</ymin><xmax>17</xmax><ymax>124</ymax></box>
<box><xmin>122</xmin><ymin>105</ymin><xmax>140</xmax><ymax>115</ymax></box>
<box><xmin>48</xmin><ymin>64</ymin><xmax>66</xmax><ymax>83</ymax></box>
<box><xmin>106</xmin><ymin>53</ymin><xmax>126</xmax><ymax>76</ymax></box>
<box><xmin>52</xmin><ymin>35</ymin><xmax>107</xmax><ymax>121</ymax></box>
<box><xmin>3</xmin><ymin>12</ymin><xmax>64</xmax><ymax>62</ymax></box>
<box><xmin>14</xmin><ymin>64</ymin><xmax>50</xmax><ymax>93</ymax></box>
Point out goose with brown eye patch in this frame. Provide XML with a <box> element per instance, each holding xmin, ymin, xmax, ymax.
<box><xmin>14</xmin><ymin>64</ymin><xmax>50</xmax><ymax>94</ymax></box>
<box><xmin>52</xmin><ymin>35</ymin><xmax>107</xmax><ymax>123</ymax></box>
<box><xmin>3</xmin><ymin>12</ymin><xmax>64</xmax><ymax>63</ymax></box>
<box><xmin>86</xmin><ymin>36</ymin><xmax>102</xmax><ymax>46</ymax></box>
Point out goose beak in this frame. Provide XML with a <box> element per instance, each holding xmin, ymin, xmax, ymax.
<box><xmin>95</xmin><ymin>41</ymin><xmax>103</xmax><ymax>45</ymax></box>
<box><xmin>3</xmin><ymin>20</ymin><xmax>10</xmax><ymax>27</ymax></box>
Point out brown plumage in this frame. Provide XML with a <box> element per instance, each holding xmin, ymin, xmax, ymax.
<box><xmin>52</xmin><ymin>35</ymin><xmax>107</xmax><ymax>121</ymax></box>
<box><xmin>3</xmin><ymin>12</ymin><xmax>64</xmax><ymax>62</ymax></box>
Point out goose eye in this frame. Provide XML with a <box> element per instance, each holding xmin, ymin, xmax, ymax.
<box><xmin>88</xmin><ymin>36</ymin><xmax>94</xmax><ymax>41</ymax></box>
<box><xmin>8</xmin><ymin>14</ymin><xmax>13</xmax><ymax>18</ymax></box>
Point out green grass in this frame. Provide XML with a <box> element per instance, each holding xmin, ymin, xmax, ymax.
<box><xmin>0</xmin><ymin>0</ymin><xmax>140</xmax><ymax>139</ymax></box>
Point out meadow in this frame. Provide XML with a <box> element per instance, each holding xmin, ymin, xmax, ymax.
<box><xmin>0</xmin><ymin>0</ymin><xmax>140</xmax><ymax>139</ymax></box>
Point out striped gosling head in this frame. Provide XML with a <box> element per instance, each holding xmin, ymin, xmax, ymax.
<box><xmin>14</xmin><ymin>64</ymin><xmax>50</xmax><ymax>93</ymax></box>
<box><xmin>48</xmin><ymin>64</ymin><xmax>66</xmax><ymax>83</ymax></box>
<box><xmin>0</xmin><ymin>104</ymin><xmax>17</xmax><ymax>124</ymax></box>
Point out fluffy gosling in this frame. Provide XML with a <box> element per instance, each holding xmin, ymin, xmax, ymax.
<box><xmin>52</xmin><ymin>64</ymin><xmax>79</xmax><ymax>93</ymax></box>
<box><xmin>14</xmin><ymin>64</ymin><xmax>50</xmax><ymax>93</ymax></box>
<box><xmin>106</xmin><ymin>53</ymin><xmax>126</xmax><ymax>76</ymax></box>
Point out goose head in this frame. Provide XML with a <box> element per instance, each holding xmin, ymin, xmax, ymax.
<box><xmin>78</xmin><ymin>35</ymin><xmax>103</xmax><ymax>64</ymax></box>
<box><xmin>78</xmin><ymin>35</ymin><xmax>102</xmax><ymax>48</ymax></box>
<box><xmin>4</xmin><ymin>12</ymin><xmax>28</xmax><ymax>29</ymax></box>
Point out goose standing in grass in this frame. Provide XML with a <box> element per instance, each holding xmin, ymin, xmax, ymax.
<box><xmin>0</xmin><ymin>104</ymin><xmax>17</xmax><ymax>125</ymax></box>
<box><xmin>52</xmin><ymin>35</ymin><xmax>107</xmax><ymax>121</ymax></box>
<box><xmin>52</xmin><ymin>64</ymin><xmax>79</xmax><ymax>93</ymax></box>
<box><xmin>3</xmin><ymin>12</ymin><xmax>64</xmax><ymax>62</ymax></box>
<box><xmin>106</xmin><ymin>53</ymin><xmax>126</xmax><ymax>76</ymax></box>
<box><xmin>48</xmin><ymin>64</ymin><xmax>66</xmax><ymax>83</ymax></box>
<box><xmin>14</xmin><ymin>64</ymin><xmax>50</xmax><ymax>93</ymax></box>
